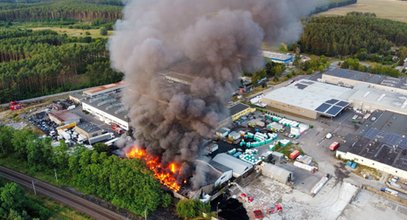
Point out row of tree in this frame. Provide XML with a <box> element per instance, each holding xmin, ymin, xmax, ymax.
<box><xmin>248</xmin><ymin>61</ymin><xmax>286</xmax><ymax>85</ymax></box>
<box><xmin>300</xmin><ymin>13</ymin><xmax>407</xmax><ymax>60</ymax></box>
<box><xmin>0</xmin><ymin>126</ymin><xmax>171</xmax><ymax>216</ymax></box>
<box><xmin>340</xmin><ymin>58</ymin><xmax>403</xmax><ymax>77</ymax></box>
<box><xmin>0</xmin><ymin>28</ymin><xmax>123</xmax><ymax>103</ymax></box>
<box><xmin>297</xmin><ymin>55</ymin><xmax>329</xmax><ymax>74</ymax></box>
<box><xmin>313</xmin><ymin>0</ymin><xmax>357</xmax><ymax>14</ymax></box>
<box><xmin>0</xmin><ymin>180</ymin><xmax>51</xmax><ymax>219</ymax></box>
<box><xmin>0</xmin><ymin>0</ymin><xmax>122</xmax><ymax>22</ymax></box>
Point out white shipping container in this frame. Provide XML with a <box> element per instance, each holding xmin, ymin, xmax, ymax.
<box><xmin>293</xmin><ymin>161</ymin><xmax>318</xmax><ymax>172</ymax></box>
<box><xmin>310</xmin><ymin>176</ymin><xmax>329</xmax><ymax>196</ymax></box>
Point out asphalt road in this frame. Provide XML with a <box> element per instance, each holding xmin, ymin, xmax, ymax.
<box><xmin>0</xmin><ymin>166</ymin><xmax>127</xmax><ymax>220</ymax></box>
<box><xmin>0</xmin><ymin>86</ymin><xmax>93</xmax><ymax>107</ymax></box>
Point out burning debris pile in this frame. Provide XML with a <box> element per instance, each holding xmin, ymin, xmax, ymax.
<box><xmin>110</xmin><ymin>0</ymin><xmax>316</xmax><ymax>190</ymax></box>
<box><xmin>126</xmin><ymin>147</ymin><xmax>182</xmax><ymax>191</ymax></box>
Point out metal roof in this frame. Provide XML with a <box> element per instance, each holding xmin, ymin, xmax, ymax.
<box><xmin>348</xmin><ymin>84</ymin><xmax>407</xmax><ymax>114</ymax></box>
<box><xmin>48</xmin><ymin>110</ymin><xmax>81</xmax><ymax>122</ymax></box>
<box><xmin>212</xmin><ymin>153</ymin><xmax>253</xmax><ymax>177</ymax></box>
<box><xmin>83</xmin><ymin>81</ymin><xmax>125</xmax><ymax>97</ymax></box>
<box><xmin>262</xmin><ymin>51</ymin><xmax>293</xmax><ymax>62</ymax></box>
<box><xmin>325</xmin><ymin>68</ymin><xmax>407</xmax><ymax>90</ymax></box>
<box><xmin>263</xmin><ymin>79</ymin><xmax>352</xmax><ymax>115</ymax></box>
<box><xmin>81</xmin><ymin>92</ymin><xmax>128</xmax><ymax>122</ymax></box>
<box><xmin>229</xmin><ymin>103</ymin><xmax>250</xmax><ymax>116</ymax></box>
<box><xmin>76</xmin><ymin>121</ymin><xmax>102</xmax><ymax>133</ymax></box>
<box><xmin>262</xmin><ymin>163</ymin><xmax>292</xmax><ymax>183</ymax></box>
<box><xmin>340</xmin><ymin>111</ymin><xmax>407</xmax><ymax>171</ymax></box>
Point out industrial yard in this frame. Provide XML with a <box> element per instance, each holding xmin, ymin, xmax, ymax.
<box><xmin>2</xmin><ymin>66</ymin><xmax>407</xmax><ymax>220</ymax></box>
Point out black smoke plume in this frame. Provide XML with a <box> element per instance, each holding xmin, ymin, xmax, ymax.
<box><xmin>109</xmin><ymin>0</ymin><xmax>316</xmax><ymax>189</ymax></box>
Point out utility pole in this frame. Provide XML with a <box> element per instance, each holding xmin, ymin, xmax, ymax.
<box><xmin>54</xmin><ymin>168</ymin><xmax>58</xmax><ymax>182</ymax></box>
<box><xmin>32</xmin><ymin>180</ymin><xmax>37</xmax><ymax>195</ymax></box>
<box><xmin>144</xmin><ymin>209</ymin><xmax>147</xmax><ymax>220</ymax></box>
<box><xmin>217</xmin><ymin>202</ymin><xmax>220</xmax><ymax>219</ymax></box>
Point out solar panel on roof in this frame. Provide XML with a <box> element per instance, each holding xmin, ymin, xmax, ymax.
<box><xmin>326</xmin><ymin>99</ymin><xmax>339</xmax><ymax>105</ymax></box>
<box><xmin>315</xmin><ymin>103</ymin><xmax>331</xmax><ymax>112</ymax></box>
<box><xmin>326</xmin><ymin>106</ymin><xmax>342</xmax><ymax>116</ymax></box>
<box><xmin>294</xmin><ymin>83</ymin><xmax>308</xmax><ymax>90</ymax></box>
<box><xmin>336</xmin><ymin>101</ymin><xmax>349</xmax><ymax>107</ymax></box>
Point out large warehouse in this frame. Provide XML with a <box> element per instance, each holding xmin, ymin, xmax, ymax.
<box><xmin>262</xmin><ymin>51</ymin><xmax>294</xmax><ymax>65</ymax></box>
<box><xmin>262</xmin><ymin>72</ymin><xmax>407</xmax><ymax>118</ymax></box>
<box><xmin>81</xmin><ymin>92</ymin><xmax>129</xmax><ymax>130</ymax></box>
<box><xmin>337</xmin><ymin>111</ymin><xmax>407</xmax><ymax>179</ymax></box>
<box><xmin>70</xmin><ymin>84</ymin><xmax>129</xmax><ymax>130</ymax></box>
<box><xmin>322</xmin><ymin>68</ymin><xmax>407</xmax><ymax>96</ymax></box>
<box><xmin>212</xmin><ymin>153</ymin><xmax>253</xmax><ymax>178</ymax></box>
<box><xmin>348</xmin><ymin>84</ymin><xmax>407</xmax><ymax>115</ymax></box>
<box><xmin>261</xmin><ymin>79</ymin><xmax>351</xmax><ymax>119</ymax></box>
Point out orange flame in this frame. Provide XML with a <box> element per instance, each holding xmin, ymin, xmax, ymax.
<box><xmin>126</xmin><ymin>147</ymin><xmax>181</xmax><ymax>192</ymax></box>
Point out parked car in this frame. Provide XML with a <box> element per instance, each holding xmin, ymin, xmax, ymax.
<box><xmin>325</xmin><ymin>133</ymin><xmax>333</xmax><ymax>139</ymax></box>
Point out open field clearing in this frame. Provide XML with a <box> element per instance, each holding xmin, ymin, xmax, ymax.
<box><xmin>31</xmin><ymin>27</ymin><xmax>112</xmax><ymax>38</ymax></box>
<box><xmin>318</xmin><ymin>0</ymin><xmax>407</xmax><ymax>23</ymax></box>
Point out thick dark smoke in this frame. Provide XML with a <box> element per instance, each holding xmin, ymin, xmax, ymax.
<box><xmin>109</xmin><ymin>0</ymin><xmax>316</xmax><ymax>189</ymax></box>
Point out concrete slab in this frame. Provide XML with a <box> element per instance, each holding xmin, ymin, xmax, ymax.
<box><xmin>339</xmin><ymin>189</ymin><xmax>407</xmax><ymax>220</ymax></box>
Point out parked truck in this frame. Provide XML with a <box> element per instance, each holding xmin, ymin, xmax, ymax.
<box><xmin>9</xmin><ymin>101</ymin><xmax>23</xmax><ymax>111</ymax></box>
<box><xmin>111</xmin><ymin>123</ymin><xmax>124</xmax><ymax>135</ymax></box>
<box><xmin>380</xmin><ymin>187</ymin><xmax>399</xmax><ymax>196</ymax></box>
<box><xmin>329</xmin><ymin>142</ymin><xmax>340</xmax><ymax>151</ymax></box>
<box><xmin>89</xmin><ymin>132</ymin><xmax>114</xmax><ymax>145</ymax></box>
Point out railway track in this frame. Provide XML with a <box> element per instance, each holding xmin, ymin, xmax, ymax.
<box><xmin>0</xmin><ymin>166</ymin><xmax>126</xmax><ymax>220</ymax></box>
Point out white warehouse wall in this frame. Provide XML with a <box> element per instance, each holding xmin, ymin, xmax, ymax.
<box><xmin>336</xmin><ymin>151</ymin><xmax>407</xmax><ymax>179</ymax></box>
<box><xmin>82</xmin><ymin>102</ymin><xmax>129</xmax><ymax>130</ymax></box>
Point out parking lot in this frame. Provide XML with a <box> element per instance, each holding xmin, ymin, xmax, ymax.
<box><xmin>27</xmin><ymin>111</ymin><xmax>58</xmax><ymax>136</ymax></box>
<box><xmin>25</xmin><ymin>98</ymin><xmax>120</xmax><ymax>147</ymax></box>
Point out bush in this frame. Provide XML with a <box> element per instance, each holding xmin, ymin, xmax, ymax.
<box><xmin>100</xmin><ymin>27</ymin><xmax>108</xmax><ymax>36</ymax></box>
<box><xmin>176</xmin><ymin>199</ymin><xmax>210</xmax><ymax>220</ymax></box>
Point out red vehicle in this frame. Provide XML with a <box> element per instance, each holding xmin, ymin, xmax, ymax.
<box><xmin>111</xmin><ymin>123</ymin><xmax>124</xmax><ymax>135</ymax></box>
<box><xmin>289</xmin><ymin>150</ymin><xmax>301</xmax><ymax>160</ymax></box>
<box><xmin>253</xmin><ymin>210</ymin><xmax>264</xmax><ymax>219</ymax></box>
<box><xmin>9</xmin><ymin>101</ymin><xmax>22</xmax><ymax>111</ymax></box>
<box><xmin>329</xmin><ymin>142</ymin><xmax>340</xmax><ymax>151</ymax></box>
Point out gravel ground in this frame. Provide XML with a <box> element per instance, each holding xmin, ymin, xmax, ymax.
<box><xmin>233</xmin><ymin>176</ymin><xmax>359</xmax><ymax>220</ymax></box>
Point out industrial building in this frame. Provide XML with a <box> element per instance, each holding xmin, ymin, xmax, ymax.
<box><xmin>212</xmin><ymin>153</ymin><xmax>253</xmax><ymax>178</ymax></box>
<box><xmin>321</xmin><ymin>68</ymin><xmax>407</xmax><ymax>115</ymax></box>
<box><xmin>229</xmin><ymin>103</ymin><xmax>256</xmax><ymax>121</ymax></box>
<box><xmin>205</xmin><ymin>160</ymin><xmax>233</xmax><ymax>187</ymax></box>
<box><xmin>48</xmin><ymin>110</ymin><xmax>81</xmax><ymax>125</ymax></box>
<box><xmin>261</xmin><ymin>163</ymin><xmax>293</xmax><ymax>184</ymax></box>
<box><xmin>74</xmin><ymin>121</ymin><xmax>104</xmax><ymax>140</ymax></box>
<box><xmin>83</xmin><ymin>81</ymin><xmax>125</xmax><ymax>98</ymax></box>
<box><xmin>322</xmin><ymin>68</ymin><xmax>407</xmax><ymax>96</ymax></box>
<box><xmin>218</xmin><ymin>103</ymin><xmax>256</xmax><ymax>128</ymax></box>
<box><xmin>70</xmin><ymin>85</ymin><xmax>130</xmax><ymax>131</ymax></box>
<box><xmin>81</xmin><ymin>93</ymin><xmax>129</xmax><ymax>131</ymax></box>
<box><xmin>261</xmin><ymin>79</ymin><xmax>351</xmax><ymax>119</ymax></box>
<box><xmin>262</xmin><ymin>72</ymin><xmax>407</xmax><ymax>118</ymax></box>
<box><xmin>337</xmin><ymin>111</ymin><xmax>407</xmax><ymax>179</ymax></box>
<box><xmin>163</xmin><ymin>71</ymin><xmax>195</xmax><ymax>86</ymax></box>
<box><xmin>348</xmin><ymin>84</ymin><xmax>407</xmax><ymax>115</ymax></box>
<box><xmin>262</xmin><ymin>51</ymin><xmax>294</xmax><ymax>65</ymax></box>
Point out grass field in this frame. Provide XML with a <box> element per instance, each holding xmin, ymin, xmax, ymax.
<box><xmin>318</xmin><ymin>0</ymin><xmax>407</xmax><ymax>23</ymax></box>
<box><xmin>40</xmin><ymin>197</ymin><xmax>91</xmax><ymax>220</ymax></box>
<box><xmin>30</xmin><ymin>27</ymin><xmax>112</xmax><ymax>38</ymax></box>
